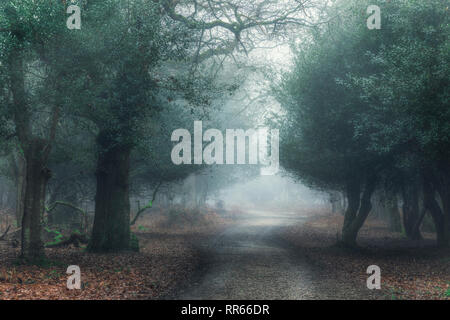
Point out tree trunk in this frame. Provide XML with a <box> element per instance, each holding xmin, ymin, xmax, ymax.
<box><xmin>401</xmin><ymin>180</ymin><xmax>422</xmax><ymax>240</ymax></box>
<box><xmin>341</xmin><ymin>175</ymin><xmax>376</xmax><ymax>247</ymax></box>
<box><xmin>423</xmin><ymin>178</ymin><xmax>447</xmax><ymax>247</ymax></box>
<box><xmin>342</xmin><ymin>179</ymin><xmax>361</xmax><ymax>245</ymax></box>
<box><xmin>386</xmin><ymin>192</ymin><xmax>402</xmax><ymax>232</ymax></box>
<box><xmin>14</xmin><ymin>153</ymin><xmax>27</xmax><ymax>227</ymax></box>
<box><xmin>21</xmin><ymin>139</ymin><xmax>51</xmax><ymax>262</ymax></box>
<box><xmin>437</xmin><ymin>167</ymin><xmax>450</xmax><ymax>246</ymax></box>
<box><xmin>0</xmin><ymin>183</ymin><xmax>5</xmax><ymax>209</ymax></box>
<box><xmin>7</xmin><ymin>19</ymin><xmax>59</xmax><ymax>262</ymax></box>
<box><xmin>88</xmin><ymin>137</ymin><xmax>131</xmax><ymax>253</ymax></box>
<box><xmin>330</xmin><ymin>191</ymin><xmax>344</xmax><ymax>214</ymax></box>
<box><xmin>8</xmin><ymin>47</ymin><xmax>55</xmax><ymax>261</ymax></box>
<box><xmin>430</xmin><ymin>165</ymin><xmax>450</xmax><ymax>247</ymax></box>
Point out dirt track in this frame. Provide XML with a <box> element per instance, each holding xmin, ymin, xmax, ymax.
<box><xmin>170</xmin><ymin>209</ymin><xmax>372</xmax><ymax>299</ymax></box>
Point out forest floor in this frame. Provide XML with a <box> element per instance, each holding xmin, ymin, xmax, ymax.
<box><xmin>279</xmin><ymin>212</ymin><xmax>450</xmax><ymax>300</ymax></box>
<box><xmin>1</xmin><ymin>207</ymin><xmax>449</xmax><ymax>300</ymax></box>
<box><xmin>0</xmin><ymin>207</ymin><xmax>232</xmax><ymax>300</ymax></box>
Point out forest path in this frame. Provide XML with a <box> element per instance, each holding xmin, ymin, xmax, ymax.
<box><xmin>171</xmin><ymin>209</ymin><xmax>319</xmax><ymax>299</ymax></box>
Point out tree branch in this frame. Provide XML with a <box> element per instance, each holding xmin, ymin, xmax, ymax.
<box><xmin>159</xmin><ymin>0</ymin><xmax>317</xmax><ymax>62</ymax></box>
<box><xmin>0</xmin><ymin>225</ymin><xmax>11</xmax><ymax>241</ymax></box>
<box><xmin>46</xmin><ymin>200</ymin><xmax>86</xmax><ymax>216</ymax></box>
<box><xmin>130</xmin><ymin>181</ymin><xmax>163</xmax><ymax>226</ymax></box>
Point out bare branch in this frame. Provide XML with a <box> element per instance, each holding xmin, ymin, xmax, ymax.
<box><xmin>159</xmin><ymin>0</ymin><xmax>324</xmax><ymax>62</ymax></box>
<box><xmin>0</xmin><ymin>225</ymin><xmax>11</xmax><ymax>241</ymax></box>
<box><xmin>130</xmin><ymin>181</ymin><xmax>163</xmax><ymax>226</ymax></box>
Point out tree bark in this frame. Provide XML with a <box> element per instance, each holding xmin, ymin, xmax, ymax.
<box><xmin>14</xmin><ymin>153</ymin><xmax>26</xmax><ymax>227</ymax></box>
<box><xmin>341</xmin><ymin>175</ymin><xmax>377</xmax><ymax>247</ymax></box>
<box><xmin>88</xmin><ymin>135</ymin><xmax>132</xmax><ymax>252</ymax></box>
<box><xmin>423</xmin><ymin>178</ymin><xmax>447</xmax><ymax>247</ymax></box>
<box><xmin>437</xmin><ymin>166</ymin><xmax>450</xmax><ymax>246</ymax></box>
<box><xmin>342</xmin><ymin>178</ymin><xmax>361</xmax><ymax>245</ymax></box>
<box><xmin>8</xmin><ymin>44</ymin><xmax>57</xmax><ymax>261</ymax></box>
<box><xmin>21</xmin><ymin>139</ymin><xmax>52</xmax><ymax>261</ymax></box>
<box><xmin>428</xmin><ymin>165</ymin><xmax>450</xmax><ymax>247</ymax></box>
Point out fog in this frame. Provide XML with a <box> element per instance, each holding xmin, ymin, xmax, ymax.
<box><xmin>216</xmin><ymin>174</ymin><xmax>328</xmax><ymax>212</ymax></box>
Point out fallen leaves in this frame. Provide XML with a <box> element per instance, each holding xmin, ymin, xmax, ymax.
<box><xmin>280</xmin><ymin>212</ymin><xmax>450</xmax><ymax>300</ymax></box>
<box><xmin>0</xmin><ymin>217</ymin><xmax>229</xmax><ymax>300</ymax></box>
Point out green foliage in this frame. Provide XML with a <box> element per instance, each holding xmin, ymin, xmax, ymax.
<box><xmin>277</xmin><ymin>0</ymin><xmax>383</xmax><ymax>191</ymax></box>
<box><xmin>129</xmin><ymin>232</ymin><xmax>139</xmax><ymax>252</ymax></box>
<box><xmin>60</xmin><ymin>0</ymin><xmax>203</xmax><ymax>151</ymax></box>
<box><xmin>277</xmin><ymin>0</ymin><xmax>449</xmax><ymax>194</ymax></box>
<box><xmin>445</xmin><ymin>288</ymin><xmax>450</xmax><ymax>298</ymax></box>
<box><xmin>137</xmin><ymin>225</ymin><xmax>149</xmax><ymax>232</ymax></box>
<box><xmin>44</xmin><ymin>227</ymin><xmax>64</xmax><ymax>246</ymax></box>
<box><xmin>348</xmin><ymin>0</ymin><xmax>450</xmax><ymax>168</ymax></box>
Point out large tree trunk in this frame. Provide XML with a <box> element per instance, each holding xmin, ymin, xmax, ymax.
<box><xmin>89</xmin><ymin>136</ymin><xmax>131</xmax><ymax>253</ymax></box>
<box><xmin>341</xmin><ymin>175</ymin><xmax>377</xmax><ymax>247</ymax></box>
<box><xmin>21</xmin><ymin>139</ymin><xmax>52</xmax><ymax>261</ymax></box>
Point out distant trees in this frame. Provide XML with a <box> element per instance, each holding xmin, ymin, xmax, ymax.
<box><xmin>278</xmin><ymin>0</ymin><xmax>449</xmax><ymax>247</ymax></box>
